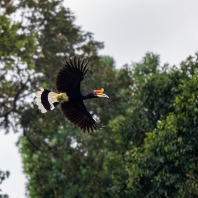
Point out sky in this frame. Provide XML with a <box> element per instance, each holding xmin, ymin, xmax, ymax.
<box><xmin>1</xmin><ymin>0</ymin><xmax>198</xmax><ymax>197</ymax></box>
<box><xmin>65</xmin><ymin>0</ymin><xmax>198</xmax><ymax>67</ymax></box>
<box><xmin>0</xmin><ymin>132</ymin><xmax>26</xmax><ymax>198</ymax></box>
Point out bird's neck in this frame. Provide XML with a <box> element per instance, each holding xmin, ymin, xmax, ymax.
<box><xmin>82</xmin><ymin>94</ymin><xmax>96</xmax><ymax>100</ymax></box>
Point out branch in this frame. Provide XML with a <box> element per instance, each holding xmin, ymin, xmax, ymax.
<box><xmin>23</xmin><ymin>129</ymin><xmax>71</xmax><ymax>165</ymax></box>
<box><xmin>0</xmin><ymin>78</ymin><xmax>29</xmax><ymax>118</ymax></box>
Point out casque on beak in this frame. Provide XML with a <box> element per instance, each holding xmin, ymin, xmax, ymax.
<box><xmin>94</xmin><ymin>88</ymin><xmax>109</xmax><ymax>98</ymax></box>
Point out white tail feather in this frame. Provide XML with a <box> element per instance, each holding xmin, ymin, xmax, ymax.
<box><xmin>35</xmin><ymin>88</ymin><xmax>59</xmax><ymax>113</ymax></box>
<box><xmin>48</xmin><ymin>92</ymin><xmax>58</xmax><ymax>110</ymax></box>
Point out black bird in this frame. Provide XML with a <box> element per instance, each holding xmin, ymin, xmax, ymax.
<box><xmin>35</xmin><ymin>56</ymin><xmax>109</xmax><ymax>132</ymax></box>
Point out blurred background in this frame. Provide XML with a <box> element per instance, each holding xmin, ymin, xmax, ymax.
<box><xmin>1</xmin><ymin>0</ymin><xmax>198</xmax><ymax>197</ymax></box>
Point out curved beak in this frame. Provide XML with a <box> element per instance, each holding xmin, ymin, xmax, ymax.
<box><xmin>97</xmin><ymin>93</ymin><xmax>109</xmax><ymax>98</ymax></box>
<box><xmin>94</xmin><ymin>88</ymin><xmax>109</xmax><ymax>99</ymax></box>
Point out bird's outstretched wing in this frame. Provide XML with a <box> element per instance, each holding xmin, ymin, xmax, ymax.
<box><xmin>56</xmin><ymin>56</ymin><xmax>88</xmax><ymax>92</ymax></box>
<box><xmin>61</xmin><ymin>100</ymin><xmax>103</xmax><ymax>132</ymax></box>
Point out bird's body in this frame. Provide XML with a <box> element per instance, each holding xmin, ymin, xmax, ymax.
<box><xmin>35</xmin><ymin>57</ymin><xmax>109</xmax><ymax>132</ymax></box>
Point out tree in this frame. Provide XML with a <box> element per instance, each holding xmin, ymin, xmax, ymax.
<box><xmin>2</xmin><ymin>1</ymin><xmax>198</xmax><ymax>197</ymax></box>
<box><xmin>0</xmin><ymin>1</ymin><xmax>36</xmax><ymax>132</ymax></box>
<box><xmin>0</xmin><ymin>170</ymin><xmax>9</xmax><ymax>198</ymax></box>
<box><xmin>107</xmin><ymin>54</ymin><xmax>198</xmax><ymax>197</ymax></box>
<box><xmin>15</xmin><ymin>0</ymin><xmax>128</xmax><ymax>197</ymax></box>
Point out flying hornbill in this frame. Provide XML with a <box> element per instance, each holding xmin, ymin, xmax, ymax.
<box><xmin>35</xmin><ymin>56</ymin><xmax>109</xmax><ymax>132</ymax></box>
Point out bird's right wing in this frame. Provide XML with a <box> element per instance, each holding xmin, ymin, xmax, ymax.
<box><xmin>61</xmin><ymin>100</ymin><xmax>103</xmax><ymax>132</ymax></box>
<box><xmin>56</xmin><ymin>57</ymin><xmax>88</xmax><ymax>93</ymax></box>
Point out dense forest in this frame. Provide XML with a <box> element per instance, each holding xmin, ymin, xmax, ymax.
<box><xmin>1</xmin><ymin>0</ymin><xmax>198</xmax><ymax>197</ymax></box>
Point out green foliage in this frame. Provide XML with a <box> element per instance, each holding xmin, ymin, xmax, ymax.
<box><xmin>105</xmin><ymin>54</ymin><xmax>198</xmax><ymax>197</ymax></box>
<box><xmin>13</xmin><ymin>0</ymin><xmax>124</xmax><ymax>197</ymax></box>
<box><xmin>0</xmin><ymin>170</ymin><xmax>9</xmax><ymax>198</ymax></box>
<box><xmin>0</xmin><ymin>7</ymin><xmax>36</xmax><ymax>131</ymax></box>
<box><xmin>1</xmin><ymin>0</ymin><xmax>198</xmax><ymax>197</ymax></box>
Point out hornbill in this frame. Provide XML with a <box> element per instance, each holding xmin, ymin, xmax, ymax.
<box><xmin>35</xmin><ymin>56</ymin><xmax>109</xmax><ymax>132</ymax></box>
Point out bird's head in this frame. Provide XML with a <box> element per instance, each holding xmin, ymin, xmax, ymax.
<box><xmin>83</xmin><ymin>88</ymin><xmax>109</xmax><ymax>100</ymax></box>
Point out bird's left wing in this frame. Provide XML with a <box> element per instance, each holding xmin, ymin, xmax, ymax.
<box><xmin>61</xmin><ymin>100</ymin><xmax>103</xmax><ymax>132</ymax></box>
<box><xmin>56</xmin><ymin>57</ymin><xmax>88</xmax><ymax>92</ymax></box>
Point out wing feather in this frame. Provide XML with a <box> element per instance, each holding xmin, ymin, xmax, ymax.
<box><xmin>56</xmin><ymin>56</ymin><xmax>88</xmax><ymax>92</ymax></box>
<box><xmin>61</xmin><ymin>100</ymin><xmax>102</xmax><ymax>132</ymax></box>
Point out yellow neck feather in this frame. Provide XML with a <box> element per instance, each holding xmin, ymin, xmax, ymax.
<box><xmin>56</xmin><ymin>93</ymin><xmax>69</xmax><ymax>102</ymax></box>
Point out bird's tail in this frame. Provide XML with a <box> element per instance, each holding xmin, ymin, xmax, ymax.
<box><xmin>35</xmin><ymin>88</ymin><xmax>59</xmax><ymax>113</ymax></box>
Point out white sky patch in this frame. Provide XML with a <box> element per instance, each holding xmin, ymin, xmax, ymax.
<box><xmin>64</xmin><ymin>0</ymin><xmax>198</xmax><ymax>67</ymax></box>
<box><xmin>70</xmin><ymin>137</ymin><xmax>78</xmax><ymax>149</ymax></box>
<box><xmin>0</xmin><ymin>131</ymin><xmax>26</xmax><ymax>198</ymax></box>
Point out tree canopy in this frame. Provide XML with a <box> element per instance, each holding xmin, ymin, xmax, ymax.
<box><xmin>1</xmin><ymin>0</ymin><xmax>198</xmax><ymax>197</ymax></box>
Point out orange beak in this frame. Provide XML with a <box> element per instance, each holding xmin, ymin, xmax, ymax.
<box><xmin>94</xmin><ymin>88</ymin><xmax>104</xmax><ymax>95</ymax></box>
<box><xmin>93</xmin><ymin>88</ymin><xmax>109</xmax><ymax>98</ymax></box>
